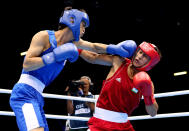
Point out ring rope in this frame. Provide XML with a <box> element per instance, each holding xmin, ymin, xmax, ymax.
<box><xmin>0</xmin><ymin>88</ymin><xmax>96</xmax><ymax>102</ymax></box>
<box><xmin>1</xmin><ymin>88</ymin><xmax>189</xmax><ymax>102</ymax></box>
<box><xmin>1</xmin><ymin>88</ymin><xmax>189</xmax><ymax>120</ymax></box>
<box><xmin>0</xmin><ymin>111</ymin><xmax>189</xmax><ymax>121</ymax></box>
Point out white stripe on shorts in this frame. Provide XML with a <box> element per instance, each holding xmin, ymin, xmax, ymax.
<box><xmin>94</xmin><ymin>107</ymin><xmax>128</xmax><ymax>123</ymax></box>
<box><xmin>22</xmin><ymin>103</ymin><xmax>40</xmax><ymax>131</ymax></box>
<box><xmin>18</xmin><ymin>74</ymin><xmax>45</xmax><ymax>94</ymax></box>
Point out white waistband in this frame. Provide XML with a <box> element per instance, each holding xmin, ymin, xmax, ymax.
<box><xmin>93</xmin><ymin>107</ymin><xmax>128</xmax><ymax>123</ymax></box>
<box><xmin>17</xmin><ymin>74</ymin><xmax>45</xmax><ymax>94</ymax></box>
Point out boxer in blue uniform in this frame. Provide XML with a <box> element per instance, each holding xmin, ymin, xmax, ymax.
<box><xmin>9</xmin><ymin>9</ymin><xmax>90</xmax><ymax>131</ymax></box>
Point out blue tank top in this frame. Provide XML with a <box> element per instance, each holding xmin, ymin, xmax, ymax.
<box><xmin>22</xmin><ymin>30</ymin><xmax>66</xmax><ymax>86</ymax></box>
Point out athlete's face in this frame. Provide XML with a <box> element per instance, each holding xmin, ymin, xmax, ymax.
<box><xmin>79</xmin><ymin>21</ymin><xmax>86</xmax><ymax>38</ymax></box>
<box><xmin>133</xmin><ymin>49</ymin><xmax>151</xmax><ymax>68</ymax></box>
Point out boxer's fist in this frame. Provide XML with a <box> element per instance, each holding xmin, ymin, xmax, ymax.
<box><xmin>42</xmin><ymin>43</ymin><xmax>79</xmax><ymax>65</ymax></box>
<box><xmin>53</xmin><ymin>43</ymin><xmax>79</xmax><ymax>63</ymax></box>
<box><xmin>133</xmin><ymin>71</ymin><xmax>155</xmax><ymax>105</ymax></box>
<box><xmin>106</xmin><ymin>40</ymin><xmax>137</xmax><ymax>58</ymax></box>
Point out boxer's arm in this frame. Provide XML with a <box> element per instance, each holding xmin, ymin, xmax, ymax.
<box><xmin>145</xmin><ymin>100</ymin><xmax>159</xmax><ymax>117</ymax></box>
<box><xmin>79</xmin><ymin>49</ymin><xmax>113</xmax><ymax>66</ymax></box>
<box><xmin>75</xmin><ymin>39</ymin><xmax>137</xmax><ymax>58</ymax></box>
<box><xmin>74</xmin><ymin>39</ymin><xmax>108</xmax><ymax>53</ymax></box>
<box><xmin>23</xmin><ymin>31</ymin><xmax>47</xmax><ymax>71</ymax></box>
<box><xmin>133</xmin><ymin>72</ymin><xmax>159</xmax><ymax>116</ymax></box>
<box><xmin>145</xmin><ymin>83</ymin><xmax>159</xmax><ymax>117</ymax></box>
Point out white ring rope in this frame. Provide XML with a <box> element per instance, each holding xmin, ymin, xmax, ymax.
<box><xmin>153</xmin><ymin>90</ymin><xmax>189</xmax><ymax>98</ymax></box>
<box><xmin>0</xmin><ymin>88</ymin><xmax>96</xmax><ymax>102</ymax></box>
<box><xmin>0</xmin><ymin>111</ymin><xmax>189</xmax><ymax>121</ymax></box>
<box><xmin>1</xmin><ymin>88</ymin><xmax>189</xmax><ymax>120</ymax></box>
<box><xmin>1</xmin><ymin>88</ymin><xmax>189</xmax><ymax>102</ymax></box>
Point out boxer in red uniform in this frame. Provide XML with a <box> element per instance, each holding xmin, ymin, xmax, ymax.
<box><xmin>75</xmin><ymin>40</ymin><xmax>161</xmax><ymax>131</ymax></box>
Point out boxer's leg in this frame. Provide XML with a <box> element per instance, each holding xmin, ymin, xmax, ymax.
<box><xmin>9</xmin><ymin>84</ymin><xmax>48</xmax><ymax>131</ymax></box>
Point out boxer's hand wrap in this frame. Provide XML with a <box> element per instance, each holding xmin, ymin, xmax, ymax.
<box><xmin>78</xmin><ymin>49</ymin><xmax>83</xmax><ymax>55</ymax></box>
<box><xmin>106</xmin><ymin>40</ymin><xmax>137</xmax><ymax>58</ymax></box>
<box><xmin>133</xmin><ymin>71</ymin><xmax>155</xmax><ymax>105</ymax></box>
<box><xmin>42</xmin><ymin>43</ymin><xmax>79</xmax><ymax>65</ymax></box>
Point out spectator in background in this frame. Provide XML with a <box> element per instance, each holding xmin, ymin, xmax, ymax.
<box><xmin>65</xmin><ymin>76</ymin><xmax>95</xmax><ymax>131</ymax></box>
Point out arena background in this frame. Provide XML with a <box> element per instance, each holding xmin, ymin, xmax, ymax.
<box><xmin>1</xmin><ymin>0</ymin><xmax>188</xmax><ymax>130</ymax></box>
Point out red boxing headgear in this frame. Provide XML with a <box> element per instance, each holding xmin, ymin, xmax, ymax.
<box><xmin>134</xmin><ymin>42</ymin><xmax>160</xmax><ymax>71</ymax></box>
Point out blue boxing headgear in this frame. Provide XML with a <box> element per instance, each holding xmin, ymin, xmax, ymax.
<box><xmin>59</xmin><ymin>9</ymin><xmax>90</xmax><ymax>41</ymax></box>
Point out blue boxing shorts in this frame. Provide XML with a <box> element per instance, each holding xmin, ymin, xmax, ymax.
<box><xmin>9</xmin><ymin>83</ymin><xmax>49</xmax><ymax>131</ymax></box>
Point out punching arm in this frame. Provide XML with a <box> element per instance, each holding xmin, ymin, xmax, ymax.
<box><xmin>79</xmin><ymin>49</ymin><xmax>113</xmax><ymax>66</ymax></box>
<box><xmin>74</xmin><ymin>39</ymin><xmax>108</xmax><ymax>53</ymax></box>
<box><xmin>75</xmin><ymin>39</ymin><xmax>137</xmax><ymax>58</ymax></box>
<box><xmin>106</xmin><ymin>40</ymin><xmax>137</xmax><ymax>58</ymax></box>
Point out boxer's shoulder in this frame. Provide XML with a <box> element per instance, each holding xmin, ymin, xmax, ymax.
<box><xmin>32</xmin><ymin>31</ymin><xmax>48</xmax><ymax>41</ymax></box>
<box><xmin>31</xmin><ymin>31</ymin><xmax>49</xmax><ymax>47</ymax></box>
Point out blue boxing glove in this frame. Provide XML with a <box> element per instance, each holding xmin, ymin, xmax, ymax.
<box><xmin>106</xmin><ymin>40</ymin><xmax>137</xmax><ymax>58</ymax></box>
<box><xmin>42</xmin><ymin>43</ymin><xmax>79</xmax><ymax>65</ymax></box>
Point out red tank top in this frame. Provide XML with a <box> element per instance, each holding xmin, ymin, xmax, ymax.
<box><xmin>96</xmin><ymin>58</ymin><xmax>142</xmax><ymax>115</ymax></box>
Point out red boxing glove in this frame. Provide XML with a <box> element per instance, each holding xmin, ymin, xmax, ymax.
<box><xmin>133</xmin><ymin>71</ymin><xmax>155</xmax><ymax>105</ymax></box>
<box><xmin>78</xmin><ymin>49</ymin><xmax>83</xmax><ymax>55</ymax></box>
